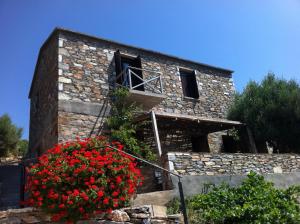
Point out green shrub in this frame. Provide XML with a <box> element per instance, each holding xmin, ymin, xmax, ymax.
<box><xmin>107</xmin><ymin>87</ymin><xmax>156</xmax><ymax>161</ymax></box>
<box><xmin>167</xmin><ymin>172</ymin><xmax>300</xmax><ymax>224</ymax></box>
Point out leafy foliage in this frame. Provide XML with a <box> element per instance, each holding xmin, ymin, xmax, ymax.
<box><xmin>228</xmin><ymin>74</ymin><xmax>300</xmax><ymax>153</ymax></box>
<box><xmin>17</xmin><ymin>139</ymin><xmax>28</xmax><ymax>156</ymax></box>
<box><xmin>0</xmin><ymin>114</ymin><xmax>23</xmax><ymax>157</ymax></box>
<box><xmin>107</xmin><ymin>87</ymin><xmax>156</xmax><ymax>161</ymax></box>
<box><xmin>25</xmin><ymin>136</ymin><xmax>142</xmax><ymax>223</ymax></box>
<box><xmin>167</xmin><ymin>172</ymin><xmax>300</xmax><ymax>224</ymax></box>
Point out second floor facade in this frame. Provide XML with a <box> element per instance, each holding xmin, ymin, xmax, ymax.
<box><xmin>29</xmin><ymin>28</ymin><xmax>236</xmax><ymax>153</ymax></box>
<box><xmin>56</xmin><ymin>28</ymin><xmax>235</xmax><ymax>118</ymax></box>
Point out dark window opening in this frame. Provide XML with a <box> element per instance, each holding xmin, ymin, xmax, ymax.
<box><xmin>191</xmin><ymin>135</ymin><xmax>210</xmax><ymax>152</ymax></box>
<box><xmin>222</xmin><ymin>135</ymin><xmax>248</xmax><ymax>153</ymax></box>
<box><xmin>180</xmin><ymin>69</ymin><xmax>199</xmax><ymax>99</ymax></box>
<box><xmin>114</xmin><ymin>51</ymin><xmax>144</xmax><ymax>91</ymax></box>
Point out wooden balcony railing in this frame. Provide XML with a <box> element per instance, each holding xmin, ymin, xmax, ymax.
<box><xmin>116</xmin><ymin>66</ymin><xmax>164</xmax><ymax>94</ymax></box>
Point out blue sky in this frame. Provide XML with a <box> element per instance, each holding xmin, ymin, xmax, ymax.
<box><xmin>0</xmin><ymin>0</ymin><xmax>300</xmax><ymax>139</ymax></box>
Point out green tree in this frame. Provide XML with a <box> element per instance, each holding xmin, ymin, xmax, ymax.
<box><xmin>228</xmin><ymin>74</ymin><xmax>300</xmax><ymax>153</ymax></box>
<box><xmin>16</xmin><ymin>139</ymin><xmax>28</xmax><ymax>157</ymax></box>
<box><xmin>0</xmin><ymin>114</ymin><xmax>23</xmax><ymax>157</ymax></box>
<box><xmin>107</xmin><ymin>87</ymin><xmax>156</xmax><ymax>161</ymax></box>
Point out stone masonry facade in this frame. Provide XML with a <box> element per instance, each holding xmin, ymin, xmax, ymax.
<box><xmin>29</xmin><ymin>28</ymin><xmax>235</xmax><ymax>155</ymax></box>
<box><xmin>168</xmin><ymin>152</ymin><xmax>300</xmax><ymax>176</ymax></box>
<box><xmin>28</xmin><ymin>28</ymin><xmax>300</xmax><ymax>183</ymax></box>
<box><xmin>28</xmin><ymin>34</ymin><xmax>58</xmax><ymax>156</ymax></box>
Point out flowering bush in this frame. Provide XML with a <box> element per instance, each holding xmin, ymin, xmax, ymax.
<box><xmin>25</xmin><ymin>136</ymin><xmax>142</xmax><ymax>223</ymax></box>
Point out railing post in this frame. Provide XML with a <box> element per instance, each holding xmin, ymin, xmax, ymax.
<box><xmin>128</xmin><ymin>68</ymin><xmax>133</xmax><ymax>89</ymax></box>
<box><xmin>178</xmin><ymin>178</ymin><xmax>189</xmax><ymax>224</ymax></box>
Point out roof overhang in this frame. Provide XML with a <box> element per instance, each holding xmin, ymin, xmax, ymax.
<box><xmin>136</xmin><ymin>111</ymin><xmax>243</xmax><ymax>133</ymax></box>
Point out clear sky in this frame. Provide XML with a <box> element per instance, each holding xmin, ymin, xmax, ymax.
<box><xmin>0</xmin><ymin>0</ymin><xmax>300</xmax><ymax>139</ymax></box>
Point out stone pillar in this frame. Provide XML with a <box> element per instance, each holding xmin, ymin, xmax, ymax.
<box><xmin>207</xmin><ymin>131</ymin><xmax>227</xmax><ymax>153</ymax></box>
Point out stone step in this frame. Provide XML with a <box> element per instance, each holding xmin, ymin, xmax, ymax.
<box><xmin>133</xmin><ymin>190</ymin><xmax>175</xmax><ymax>206</ymax></box>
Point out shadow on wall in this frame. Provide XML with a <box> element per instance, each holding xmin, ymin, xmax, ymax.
<box><xmin>170</xmin><ymin>172</ymin><xmax>300</xmax><ymax>197</ymax></box>
<box><xmin>0</xmin><ymin>165</ymin><xmax>21</xmax><ymax>210</ymax></box>
<box><xmin>88</xmin><ymin>98</ymin><xmax>111</xmax><ymax>137</ymax></box>
<box><xmin>89</xmin><ymin>58</ymin><xmax>116</xmax><ymax>137</ymax></box>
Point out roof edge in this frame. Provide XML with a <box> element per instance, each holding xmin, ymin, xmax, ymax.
<box><xmin>29</xmin><ymin>27</ymin><xmax>234</xmax><ymax>98</ymax></box>
<box><xmin>56</xmin><ymin>27</ymin><xmax>234</xmax><ymax>74</ymax></box>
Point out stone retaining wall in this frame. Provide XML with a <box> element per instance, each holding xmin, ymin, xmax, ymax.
<box><xmin>0</xmin><ymin>206</ymin><xmax>181</xmax><ymax>224</ymax></box>
<box><xmin>167</xmin><ymin>152</ymin><xmax>300</xmax><ymax>175</ymax></box>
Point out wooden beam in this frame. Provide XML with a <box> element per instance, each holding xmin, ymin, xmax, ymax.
<box><xmin>151</xmin><ymin>111</ymin><xmax>162</xmax><ymax>156</ymax></box>
<box><xmin>154</xmin><ymin>111</ymin><xmax>242</xmax><ymax>126</ymax></box>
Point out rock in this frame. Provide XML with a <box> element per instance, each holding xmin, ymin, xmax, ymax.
<box><xmin>20</xmin><ymin>215</ymin><xmax>40</xmax><ymax>224</ymax></box>
<box><xmin>59</xmin><ymin>77</ymin><xmax>72</xmax><ymax>83</ymax></box>
<box><xmin>77</xmin><ymin>220</ymin><xmax>99</xmax><ymax>224</ymax></box>
<box><xmin>130</xmin><ymin>213</ymin><xmax>150</xmax><ymax>219</ymax></box>
<box><xmin>58</xmin><ymin>92</ymin><xmax>71</xmax><ymax>100</ymax></box>
<box><xmin>151</xmin><ymin>205</ymin><xmax>167</xmax><ymax>219</ymax></box>
<box><xmin>108</xmin><ymin>210</ymin><xmax>130</xmax><ymax>222</ymax></box>
<box><xmin>273</xmin><ymin>166</ymin><xmax>283</xmax><ymax>174</ymax></box>
<box><xmin>7</xmin><ymin>208</ymin><xmax>35</xmax><ymax>214</ymax></box>
<box><xmin>0</xmin><ymin>217</ymin><xmax>22</xmax><ymax>224</ymax></box>
<box><xmin>0</xmin><ymin>211</ymin><xmax>8</xmax><ymax>219</ymax></box>
<box><xmin>129</xmin><ymin>218</ymin><xmax>149</xmax><ymax>224</ymax></box>
<box><xmin>151</xmin><ymin>219</ymin><xmax>167</xmax><ymax>224</ymax></box>
<box><xmin>204</xmin><ymin>161</ymin><xmax>215</xmax><ymax>166</ymax></box>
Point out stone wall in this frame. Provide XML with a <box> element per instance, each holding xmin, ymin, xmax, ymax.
<box><xmin>56</xmin><ymin>29</ymin><xmax>235</xmax><ymax>142</ymax></box>
<box><xmin>167</xmin><ymin>152</ymin><xmax>300</xmax><ymax>176</ymax></box>
<box><xmin>0</xmin><ymin>206</ymin><xmax>181</xmax><ymax>224</ymax></box>
<box><xmin>28</xmin><ymin>33</ymin><xmax>58</xmax><ymax>155</ymax></box>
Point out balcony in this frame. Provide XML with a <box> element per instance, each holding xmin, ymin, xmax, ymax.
<box><xmin>115</xmin><ymin>66</ymin><xmax>166</xmax><ymax>110</ymax></box>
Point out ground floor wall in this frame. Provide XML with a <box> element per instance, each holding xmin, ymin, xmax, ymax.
<box><xmin>167</xmin><ymin>152</ymin><xmax>300</xmax><ymax>176</ymax></box>
<box><xmin>57</xmin><ymin>100</ymin><xmax>111</xmax><ymax>142</ymax></box>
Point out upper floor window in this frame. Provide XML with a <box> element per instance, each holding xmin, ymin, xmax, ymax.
<box><xmin>114</xmin><ymin>50</ymin><xmax>144</xmax><ymax>91</ymax></box>
<box><xmin>180</xmin><ymin>69</ymin><xmax>199</xmax><ymax>99</ymax></box>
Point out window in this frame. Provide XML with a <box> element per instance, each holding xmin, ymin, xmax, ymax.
<box><xmin>180</xmin><ymin>69</ymin><xmax>199</xmax><ymax>99</ymax></box>
<box><xmin>114</xmin><ymin>50</ymin><xmax>144</xmax><ymax>91</ymax></box>
<box><xmin>191</xmin><ymin>135</ymin><xmax>210</xmax><ymax>152</ymax></box>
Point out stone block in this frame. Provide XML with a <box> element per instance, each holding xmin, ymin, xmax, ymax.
<box><xmin>204</xmin><ymin>161</ymin><xmax>215</xmax><ymax>166</ymax></box>
<box><xmin>108</xmin><ymin>210</ymin><xmax>130</xmax><ymax>222</ymax></box>
<box><xmin>273</xmin><ymin>166</ymin><xmax>283</xmax><ymax>174</ymax></box>
<box><xmin>151</xmin><ymin>205</ymin><xmax>167</xmax><ymax>218</ymax></box>
<box><xmin>0</xmin><ymin>217</ymin><xmax>22</xmax><ymax>224</ymax></box>
<box><xmin>59</xmin><ymin>77</ymin><xmax>72</xmax><ymax>83</ymax></box>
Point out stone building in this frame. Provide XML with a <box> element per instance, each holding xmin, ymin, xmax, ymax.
<box><xmin>28</xmin><ymin>28</ymin><xmax>300</xmax><ymax>192</ymax></box>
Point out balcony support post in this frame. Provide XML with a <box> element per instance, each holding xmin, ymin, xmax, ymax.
<box><xmin>128</xmin><ymin>69</ymin><xmax>133</xmax><ymax>89</ymax></box>
<box><xmin>151</xmin><ymin>111</ymin><xmax>162</xmax><ymax>156</ymax></box>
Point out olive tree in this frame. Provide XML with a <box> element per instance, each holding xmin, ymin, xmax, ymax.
<box><xmin>228</xmin><ymin>74</ymin><xmax>300</xmax><ymax>153</ymax></box>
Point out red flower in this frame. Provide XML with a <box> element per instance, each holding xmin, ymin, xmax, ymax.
<box><xmin>25</xmin><ymin>136</ymin><xmax>142</xmax><ymax>223</ymax></box>
<box><xmin>112</xmin><ymin>191</ymin><xmax>119</xmax><ymax>197</ymax></box>
<box><xmin>97</xmin><ymin>191</ymin><xmax>104</xmax><ymax>198</ymax></box>
<box><xmin>73</xmin><ymin>189</ymin><xmax>80</xmax><ymax>197</ymax></box>
<box><xmin>115</xmin><ymin>176</ymin><xmax>122</xmax><ymax>184</ymax></box>
<box><xmin>90</xmin><ymin>176</ymin><xmax>95</xmax><ymax>184</ymax></box>
<box><xmin>103</xmin><ymin>198</ymin><xmax>109</xmax><ymax>205</ymax></box>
